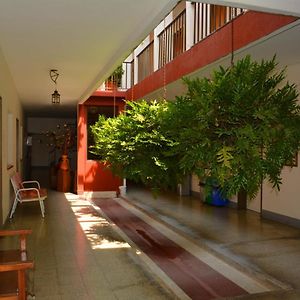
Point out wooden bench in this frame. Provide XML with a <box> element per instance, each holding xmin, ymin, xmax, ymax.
<box><xmin>0</xmin><ymin>230</ymin><xmax>34</xmax><ymax>300</ymax></box>
<box><xmin>10</xmin><ymin>172</ymin><xmax>47</xmax><ymax>218</ymax></box>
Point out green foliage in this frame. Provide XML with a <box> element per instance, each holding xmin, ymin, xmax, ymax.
<box><xmin>107</xmin><ymin>65</ymin><xmax>124</xmax><ymax>85</ymax></box>
<box><xmin>166</xmin><ymin>55</ymin><xmax>300</xmax><ymax>198</ymax></box>
<box><xmin>90</xmin><ymin>100</ymin><xmax>183</xmax><ymax>189</ymax></box>
<box><xmin>91</xmin><ymin>55</ymin><xmax>300</xmax><ymax>199</ymax></box>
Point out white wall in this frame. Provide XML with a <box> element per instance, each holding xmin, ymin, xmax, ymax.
<box><xmin>0</xmin><ymin>46</ymin><xmax>23</xmax><ymax>224</ymax></box>
<box><xmin>27</xmin><ymin>117</ymin><xmax>76</xmax><ymax>168</ymax></box>
<box><xmin>191</xmin><ymin>174</ymin><xmax>201</xmax><ymax>195</ymax></box>
<box><xmin>261</xmin><ymin>157</ymin><xmax>300</xmax><ymax>219</ymax></box>
<box><xmin>27</xmin><ymin>117</ymin><xmax>75</xmax><ymax>133</ymax></box>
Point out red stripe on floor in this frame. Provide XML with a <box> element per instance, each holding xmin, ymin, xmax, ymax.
<box><xmin>93</xmin><ymin>198</ymin><xmax>248</xmax><ymax>300</ymax></box>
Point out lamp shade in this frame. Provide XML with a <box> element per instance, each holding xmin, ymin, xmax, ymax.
<box><xmin>52</xmin><ymin>89</ymin><xmax>60</xmax><ymax>104</ymax></box>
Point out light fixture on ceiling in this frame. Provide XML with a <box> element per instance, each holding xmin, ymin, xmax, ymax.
<box><xmin>50</xmin><ymin>69</ymin><xmax>60</xmax><ymax>104</ymax></box>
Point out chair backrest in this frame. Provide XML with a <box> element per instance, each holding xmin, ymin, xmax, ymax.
<box><xmin>10</xmin><ymin>172</ymin><xmax>23</xmax><ymax>195</ymax></box>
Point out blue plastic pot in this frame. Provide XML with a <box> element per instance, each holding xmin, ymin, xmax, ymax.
<box><xmin>205</xmin><ymin>187</ymin><xmax>229</xmax><ymax>206</ymax></box>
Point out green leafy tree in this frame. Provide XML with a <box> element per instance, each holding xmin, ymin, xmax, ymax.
<box><xmin>166</xmin><ymin>55</ymin><xmax>300</xmax><ymax>198</ymax></box>
<box><xmin>90</xmin><ymin>100</ymin><xmax>183</xmax><ymax>189</ymax></box>
<box><xmin>91</xmin><ymin>55</ymin><xmax>300</xmax><ymax>200</ymax></box>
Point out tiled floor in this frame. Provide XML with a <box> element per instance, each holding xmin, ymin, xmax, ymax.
<box><xmin>2</xmin><ymin>184</ymin><xmax>300</xmax><ymax>299</ymax></box>
<box><xmin>0</xmin><ymin>191</ymin><xmax>172</xmax><ymax>299</ymax></box>
<box><xmin>125</xmin><ymin>185</ymin><xmax>300</xmax><ymax>298</ymax></box>
<box><xmin>93</xmin><ymin>198</ymin><xmax>252</xmax><ymax>299</ymax></box>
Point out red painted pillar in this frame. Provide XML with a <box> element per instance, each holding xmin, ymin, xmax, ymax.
<box><xmin>77</xmin><ymin>104</ymin><xmax>86</xmax><ymax>195</ymax></box>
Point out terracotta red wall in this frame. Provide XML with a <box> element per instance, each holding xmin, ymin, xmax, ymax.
<box><xmin>126</xmin><ymin>11</ymin><xmax>297</xmax><ymax>100</ymax></box>
<box><xmin>77</xmin><ymin>94</ymin><xmax>125</xmax><ymax>194</ymax></box>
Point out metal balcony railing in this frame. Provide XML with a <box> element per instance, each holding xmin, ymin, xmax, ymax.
<box><xmin>122</xmin><ymin>61</ymin><xmax>134</xmax><ymax>90</ymax></box>
<box><xmin>194</xmin><ymin>4</ymin><xmax>245</xmax><ymax>44</ymax></box>
<box><xmin>158</xmin><ymin>10</ymin><xmax>186</xmax><ymax>69</ymax></box>
<box><xmin>99</xmin><ymin>3</ymin><xmax>245</xmax><ymax>91</ymax></box>
<box><xmin>138</xmin><ymin>41</ymin><xmax>154</xmax><ymax>82</ymax></box>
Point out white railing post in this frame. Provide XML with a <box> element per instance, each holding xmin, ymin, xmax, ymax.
<box><xmin>207</xmin><ymin>4</ymin><xmax>211</xmax><ymax>37</ymax></box>
<box><xmin>153</xmin><ymin>26</ymin><xmax>160</xmax><ymax>72</ymax></box>
<box><xmin>133</xmin><ymin>49</ymin><xmax>138</xmax><ymax>85</ymax></box>
<box><xmin>186</xmin><ymin>2</ymin><xmax>195</xmax><ymax>50</ymax></box>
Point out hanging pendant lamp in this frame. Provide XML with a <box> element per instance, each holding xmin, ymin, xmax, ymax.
<box><xmin>50</xmin><ymin>69</ymin><xmax>61</xmax><ymax>104</ymax></box>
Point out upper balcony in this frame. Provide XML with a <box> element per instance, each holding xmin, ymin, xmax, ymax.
<box><xmin>96</xmin><ymin>1</ymin><xmax>297</xmax><ymax>102</ymax></box>
<box><xmin>98</xmin><ymin>2</ymin><xmax>245</xmax><ymax>94</ymax></box>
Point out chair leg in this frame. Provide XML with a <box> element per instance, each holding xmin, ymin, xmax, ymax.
<box><xmin>10</xmin><ymin>197</ymin><xmax>18</xmax><ymax>218</ymax></box>
<box><xmin>39</xmin><ymin>200</ymin><xmax>45</xmax><ymax>218</ymax></box>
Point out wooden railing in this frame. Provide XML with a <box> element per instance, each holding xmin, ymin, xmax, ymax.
<box><xmin>138</xmin><ymin>42</ymin><xmax>154</xmax><ymax>82</ymax></box>
<box><xmin>194</xmin><ymin>4</ymin><xmax>245</xmax><ymax>44</ymax></box>
<box><xmin>158</xmin><ymin>10</ymin><xmax>186</xmax><ymax>69</ymax></box>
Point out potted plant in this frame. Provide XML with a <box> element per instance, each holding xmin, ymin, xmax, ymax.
<box><xmin>105</xmin><ymin>65</ymin><xmax>124</xmax><ymax>89</ymax></box>
<box><xmin>199</xmin><ymin>178</ymin><xmax>229</xmax><ymax>206</ymax></box>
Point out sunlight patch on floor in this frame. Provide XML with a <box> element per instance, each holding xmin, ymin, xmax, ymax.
<box><xmin>65</xmin><ymin>193</ymin><xmax>130</xmax><ymax>250</ymax></box>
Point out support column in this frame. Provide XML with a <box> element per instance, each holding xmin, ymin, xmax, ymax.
<box><xmin>77</xmin><ymin>104</ymin><xmax>86</xmax><ymax>195</ymax></box>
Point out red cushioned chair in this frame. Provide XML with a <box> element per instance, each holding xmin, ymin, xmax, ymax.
<box><xmin>10</xmin><ymin>172</ymin><xmax>47</xmax><ymax>218</ymax></box>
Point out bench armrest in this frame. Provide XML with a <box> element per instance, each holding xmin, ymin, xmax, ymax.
<box><xmin>0</xmin><ymin>230</ymin><xmax>32</xmax><ymax>237</ymax></box>
<box><xmin>16</xmin><ymin>188</ymin><xmax>41</xmax><ymax>199</ymax></box>
<box><xmin>0</xmin><ymin>260</ymin><xmax>34</xmax><ymax>272</ymax></box>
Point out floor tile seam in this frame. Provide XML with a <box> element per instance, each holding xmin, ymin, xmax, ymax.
<box><xmin>120</xmin><ymin>195</ymin><xmax>293</xmax><ymax>291</ymax></box>
<box><xmin>89</xmin><ymin>199</ymin><xmax>190</xmax><ymax>300</ymax></box>
<box><xmin>117</xmin><ymin>196</ymin><xmax>290</xmax><ymax>293</ymax></box>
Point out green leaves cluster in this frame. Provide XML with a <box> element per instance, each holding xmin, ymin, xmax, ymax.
<box><xmin>91</xmin><ymin>55</ymin><xmax>300</xmax><ymax>198</ymax></box>
<box><xmin>166</xmin><ymin>55</ymin><xmax>300</xmax><ymax>198</ymax></box>
<box><xmin>90</xmin><ymin>100</ymin><xmax>183</xmax><ymax>189</ymax></box>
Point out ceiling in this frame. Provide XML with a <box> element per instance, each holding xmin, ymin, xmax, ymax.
<box><xmin>0</xmin><ymin>0</ymin><xmax>178</xmax><ymax>117</ymax></box>
<box><xmin>0</xmin><ymin>0</ymin><xmax>298</xmax><ymax>118</ymax></box>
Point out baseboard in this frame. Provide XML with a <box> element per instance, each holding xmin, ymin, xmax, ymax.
<box><xmin>262</xmin><ymin>209</ymin><xmax>300</xmax><ymax>229</ymax></box>
<box><xmin>191</xmin><ymin>191</ymin><xmax>200</xmax><ymax>198</ymax></box>
<box><xmin>227</xmin><ymin>200</ymin><xmax>238</xmax><ymax>208</ymax></box>
<box><xmin>84</xmin><ymin>191</ymin><xmax>117</xmax><ymax>199</ymax></box>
